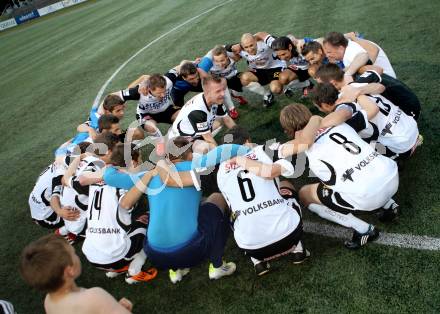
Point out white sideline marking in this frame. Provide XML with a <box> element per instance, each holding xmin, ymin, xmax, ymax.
<box><xmin>92</xmin><ymin>0</ymin><xmax>234</xmax><ymax>108</ymax></box>
<box><xmin>304</xmin><ymin>221</ymin><xmax>440</xmax><ymax>251</ymax></box>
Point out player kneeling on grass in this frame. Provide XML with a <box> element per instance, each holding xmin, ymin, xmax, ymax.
<box><xmin>217</xmin><ymin>126</ymin><xmax>309</xmax><ymax>276</ymax></box>
<box><xmin>278</xmin><ymin>104</ymin><xmax>399</xmax><ymax>249</ymax></box>
<box><xmin>73</xmin><ymin>143</ymin><xmax>157</xmax><ymax>284</ymax></box>
<box><xmin>19</xmin><ymin>234</ymin><xmax>133</xmax><ymax>314</ymax></box>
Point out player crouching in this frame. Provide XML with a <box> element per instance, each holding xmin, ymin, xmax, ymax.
<box><xmin>278</xmin><ymin>104</ymin><xmax>399</xmax><ymax>249</ymax></box>
<box><xmin>75</xmin><ymin>143</ymin><xmax>157</xmax><ymax>284</ymax></box>
<box><xmin>217</xmin><ymin>126</ymin><xmax>309</xmax><ymax>276</ymax></box>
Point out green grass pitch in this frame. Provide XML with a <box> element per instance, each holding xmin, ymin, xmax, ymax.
<box><xmin>0</xmin><ymin>0</ymin><xmax>440</xmax><ymax>312</ymax></box>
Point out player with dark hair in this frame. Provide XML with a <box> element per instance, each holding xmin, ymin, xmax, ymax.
<box><xmin>271</xmin><ymin>36</ymin><xmax>312</xmax><ymax>97</ymax></box>
<box><xmin>165</xmin><ymin>61</ymin><xmax>203</xmax><ymax>107</ymax></box>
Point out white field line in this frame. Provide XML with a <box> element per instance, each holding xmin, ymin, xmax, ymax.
<box><xmin>304</xmin><ymin>221</ymin><xmax>440</xmax><ymax>251</ymax></box>
<box><xmin>92</xmin><ymin>0</ymin><xmax>234</xmax><ymax>108</ymax></box>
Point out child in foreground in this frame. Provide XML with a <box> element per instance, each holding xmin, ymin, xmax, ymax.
<box><xmin>19</xmin><ymin>234</ymin><xmax>133</xmax><ymax>314</ymax></box>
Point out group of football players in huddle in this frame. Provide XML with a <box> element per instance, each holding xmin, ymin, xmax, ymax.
<box><xmin>26</xmin><ymin>30</ymin><xmax>422</xmax><ymax>289</ymax></box>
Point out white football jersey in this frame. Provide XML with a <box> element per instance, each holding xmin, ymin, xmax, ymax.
<box><xmin>169</xmin><ymin>93</ymin><xmax>228</xmax><ymax>138</ymax></box>
<box><xmin>62</xmin><ymin>156</ymin><xmax>106</xmax><ymax>235</ymax></box>
<box><xmin>82</xmin><ymin>185</ymin><xmax>133</xmax><ymax>264</ymax></box>
<box><xmin>306</xmin><ymin>123</ymin><xmax>398</xmax><ymax>206</ymax></box>
<box><xmin>285</xmin><ymin>55</ymin><xmax>309</xmax><ymax>71</ymax></box>
<box><xmin>29</xmin><ymin>162</ymin><xmax>66</xmax><ymax>220</ymax></box>
<box><xmin>120</xmin><ymin>76</ymin><xmax>174</xmax><ymax>115</ymax></box>
<box><xmin>203</xmin><ymin>50</ymin><xmax>238</xmax><ymax>79</ymax></box>
<box><xmin>217</xmin><ymin>145</ymin><xmax>300</xmax><ymax>250</ymax></box>
<box><xmin>342</xmin><ymin>40</ymin><xmax>368</xmax><ymax>69</ymax></box>
<box><xmin>367</xmin><ymin>40</ymin><xmax>396</xmax><ymax>78</ymax></box>
<box><xmin>342</xmin><ymin>88</ymin><xmax>419</xmax><ymax>154</ymax></box>
<box><xmin>239</xmin><ymin>35</ymin><xmax>284</xmax><ymax>70</ymax></box>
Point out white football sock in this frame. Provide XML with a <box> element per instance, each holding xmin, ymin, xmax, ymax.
<box><xmin>383</xmin><ymin>198</ymin><xmax>396</xmax><ymax>209</ymax></box>
<box><xmin>128</xmin><ymin>250</ymin><xmax>147</xmax><ymax>276</ymax></box>
<box><xmin>284</xmin><ymin>79</ymin><xmax>310</xmax><ymax>92</ymax></box>
<box><xmin>58</xmin><ymin>226</ymin><xmax>68</xmax><ymax>236</ymax></box>
<box><xmin>250</xmin><ymin>257</ymin><xmax>262</xmax><ymax>266</ymax></box>
<box><xmin>223</xmin><ymin>88</ymin><xmax>235</xmax><ymax>110</ymax></box>
<box><xmin>308</xmin><ymin>203</ymin><xmax>369</xmax><ymax>233</ymax></box>
<box><xmin>245</xmin><ymin>82</ymin><xmax>266</xmax><ymax>96</ymax></box>
<box><xmin>292</xmin><ymin>240</ymin><xmax>303</xmax><ymax>253</ymax></box>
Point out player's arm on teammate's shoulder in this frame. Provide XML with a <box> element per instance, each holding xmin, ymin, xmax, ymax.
<box><xmin>78</xmin><ymin>168</ymin><xmax>105</xmax><ymax>186</ymax></box>
<box><xmin>50</xmin><ymin>194</ymin><xmax>80</xmax><ymax>221</ymax></box>
<box><xmin>349</xmin><ymin>36</ymin><xmax>379</xmax><ymax>63</ymax></box>
<box><xmin>344</xmin><ymin>51</ymin><xmax>370</xmax><ymax>77</ymax></box>
<box><xmin>83</xmin><ymin>287</ymin><xmax>132</xmax><ymax>314</ymax></box>
<box><xmin>225</xmin><ymin>42</ymin><xmax>242</xmax><ymax>55</ymax></box>
<box><xmin>358</xmin><ymin>64</ymin><xmax>383</xmax><ymax>75</ymax></box>
<box><xmin>233</xmin><ymin>156</ymin><xmax>284</xmax><ymax>179</ymax></box>
<box><xmin>279</xmin><ymin>115</ymin><xmax>322</xmax><ymax>158</ymax></box>
<box><xmin>254</xmin><ymin>31</ymin><xmax>270</xmax><ymax>41</ymax></box>
<box><xmin>128</xmin><ymin>74</ymin><xmax>150</xmax><ymax>88</ymax></box>
<box><xmin>77</xmin><ymin>123</ymin><xmax>98</xmax><ymax>141</ymax></box>
<box><xmin>156</xmin><ymin>159</ymin><xmax>197</xmax><ymax>188</ymax></box>
<box><xmin>357</xmin><ymin>95</ymin><xmax>379</xmax><ymax>119</ymax></box>
<box><xmin>61</xmin><ymin>155</ymin><xmax>81</xmax><ymax>186</ymax></box>
<box><xmin>119</xmin><ymin>169</ymin><xmax>157</xmax><ymax>209</ymax></box>
<box><xmin>320</xmin><ymin>108</ymin><xmax>353</xmax><ymax>128</ymax></box>
<box><xmin>201</xmin><ymin>132</ymin><xmax>218</xmax><ymax>149</ymax></box>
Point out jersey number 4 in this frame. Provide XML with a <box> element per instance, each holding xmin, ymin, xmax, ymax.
<box><xmin>90</xmin><ymin>188</ymin><xmax>103</xmax><ymax>221</ymax></box>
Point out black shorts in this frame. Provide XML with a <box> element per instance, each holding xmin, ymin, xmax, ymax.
<box><xmin>243</xmin><ymin>224</ymin><xmax>303</xmax><ymax>261</ymax></box>
<box><xmin>226</xmin><ymin>74</ymin><xmax>243</xmax><ymax>92</ymax></box>
<box><xmin>136</xmin><ymin>105</ymin><xmax>180</xmax><ymax>126</ymax></box>
<box><xmin>285</xmin><ymin>67</ymin><xmax>310</xmax><ymax>82</ymax></box>
<box><xmin>316</xmin><ymin>183</ymin><xmax>356</xmax><ymax>214</ymax></box>
<box><xmin>253</xmin><ymin>67</ymin><xmax>282</xmax><ymax>86</ymax></box>
<box><xmin>33</xmin><ymin>211</ymin><xmax>64</xmax><ymax>229</ymax></box>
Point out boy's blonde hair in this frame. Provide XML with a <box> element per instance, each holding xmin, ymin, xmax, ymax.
<box><xmin>279</xmin><ymin>104</ymin><xmax>312</xmax><ymax>138</ymax></box>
